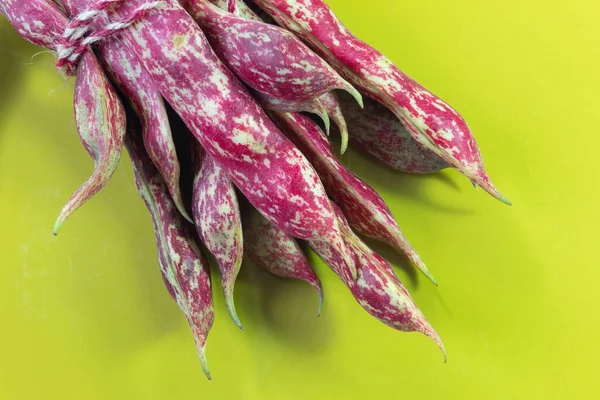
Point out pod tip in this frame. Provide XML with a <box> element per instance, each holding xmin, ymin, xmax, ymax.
<box><xmin>196</xmin><ymin>340</ymin><xmax>212</xmax><ymax>381</ymax></box>
<box><xmin>419</xmin><ymin>265</ymin><xmax>438</xmax><ymax>287</ymax></box>
<box><xmin>181</xmin><ymin>209</ymin><xmax>194</xmax><ymax>224</ymax></box>
<box><xmin>52</xmin><ymin>216</ymin><xmax>64</xmax><ymax>236</ymax></box>
<box><xmin>428</xmin><ymin>274</ymin><xmax>439</xmax><ymax>287</ymax></box>
<box><xmin>499</xmin><ymin>195</ymin><xmax>513</xmax><ymax>206</ymax></box>
<box><xmin>315</xmin><ymin>281</ymin><xmax>324</xmax><ymax>317</ymax></box>
<box><xmin>391</xmin><ymin>235</ymin><xmax>438</xmax><ymax>286</ymax></box>
<box><xmin>412</xmin><ymin>257</ymin><xmax>437</xmax><ymax>286</ymax></box>
<box><xmin>471</xmin><ymin>175</ymin><xmax>512</xmax><ymax>207</ymax></box>
<box><xmin>348</xmin><ymin>86</ymin><xmax>364</xmax><ymax>109</ymax></box>
<box><xmin>322</xmin><ymin>112</ymin><xmax>331</xmax><ymax>134</ymax></box>
<box><xmin>171</xmin><ymin>191</ymin><xmax>194</xmax><ymax>223</ymax></box>
<box><xmin>423</xmin><ymin>326</ymin><xmax>446</xmax><ymax>362</ymax></box>
<box><xmin>225</xmin><ymin>297</ymin><xmax>245</xmax><ymax>331</ymax></box>
<box><xmin>487</xmin><ymin>186</ymin><xmax>512</xmax><ymax>206</ymax></box>
<box><xmin>340</xmin><ymin>132</ymin><xmax>349</xmax><ymax>154</ymax></box>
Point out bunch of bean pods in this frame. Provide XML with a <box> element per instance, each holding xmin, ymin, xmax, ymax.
<box><xmin>0</xmin><ymin>0</ymin><xmax>509</xmax><ymax>378</ymax></box>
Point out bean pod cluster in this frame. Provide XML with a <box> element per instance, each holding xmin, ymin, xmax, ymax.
<box><xmin>0</xmin><ymin>0</ymin><xmax>509</xmax><ymax>378</ymax></box>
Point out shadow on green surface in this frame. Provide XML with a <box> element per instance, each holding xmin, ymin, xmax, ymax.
<box><xmin>339</xmin><ymin>143</ymin><xmax>474</xmax><ymax>216</ymax></box>
<box><xmin>236</xmin><ymin>255</ymin><xmax>333</xmax><ymax>352</ymax></box>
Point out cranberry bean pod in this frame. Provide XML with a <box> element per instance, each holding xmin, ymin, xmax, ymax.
<box><xmin>310</xmin><ymin>204</ymin><xmax>445</xmax><ymax>358</ymax></box>
<box><xmin>243</xmin><ymin>205</ymin><xmax>323</xmax><ymax>315</ymax></box>
<box><xmin>126</xmin><ymin>121</ymin><xmax>214</xmax><ymax>380</ymax></box>
<box><xmin>53</xmin><ymin>50</ymin><xmax>126</xmax><ymax>234</ymax></box>
<box><xmin>97</xmin><ymin>39</ymin><xmax>190</xmax><ymax>221</ymax></box>
<box><xmin>192</xmin><ymin>151</ymin><xmax>244</xmax><ymax>330</ymax></box>
<box><xmin>0</xmin><ymin>0</ymin><xmax>65</xmax><ymax>50</ymax></box>
<box><xmin>186</xmin><ymin>0</ymin><xmax>362</xmax><ymax>103</ymax></box>
<box><xmin>1</xmin><ymin>1</ymin><xmax>129</xmax><ymax>233</ymax></box>
<box><xmin>253</xmin><ymin>0</ymin><xmax>509</xmax><ymax>204</ymax></box>
<box><xmin>271</xmin><ymin>112</ymin><xmax>436</xmax><ymax>285</ymax></box>
<box><xmin>340</xmin><ymin>93</ymin><xmax>448</xmax><ymax>174</ymax></box>
<box><xmin>68</xmin><ymin>0</ymin><xmax>356</xmax><ymax>278</ymax></box>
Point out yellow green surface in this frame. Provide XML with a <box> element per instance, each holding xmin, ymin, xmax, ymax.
<box><xmin>1</xmin><ymin>1</ymin><xmax>598</xmax><ymax>398</ymax></box>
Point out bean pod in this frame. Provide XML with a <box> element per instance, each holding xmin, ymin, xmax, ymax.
<box><xmin>0</xmin><ymin>0</ymin><xmax>65</xmax><ymax>51</ymax></box>
<box><xmin>192</xmin><ymin>150</ymin><xmax>244</xmax><ymax>330</ymax></box>
<box><xmin>106</xmin><ymin>0</ymin><xmax>356</xmax><ymax>278</ymax></box>
<box><xmin>243</xmin><ymin>204</ymin><xmax>323</xmax><ymax>315</ymax></box>
<box><xmin>340</xmin><ymin>93</ymin><xmax>448</xmax><ymax>174</ymax></box>
<box><xmin>125</xmin><ymin>119</ymin><xmax>214</xmax><ymax>380</ymax></box>
<box><xmin>253</xmin><ymin>0</ymin><xmax>509</xmax><ymax>204</ymax></box>
<box><xmin>53</xmin><ymin>50</ymin><xmax>126</xmax><ymax>234</ymax></box>
<box><xmin>97</xmin><ymin>39</ymin><xmax>190</xmax><ymax>221</ymax></box>
<box><xmin>186</xmin><ymin>0</ymin><xmax>362</xmax><ymax>103</ymax></box>
<box><xmin>310</xmin><ymin>203</ymin><xmax>445</xmax><ymax>357</ymax></box>
<box><xmin>271</xmin><ymin>112</ymin><xmax>436</xmax><ymax>284</ymax></box>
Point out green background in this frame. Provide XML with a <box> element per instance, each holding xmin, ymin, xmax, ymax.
<box><xmin>1</xmin><ymin>0</ymin><xmax>599</xmax><ymax>398</ymax></box>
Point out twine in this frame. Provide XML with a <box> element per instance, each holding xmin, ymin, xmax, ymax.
<box><xmin>55</xmin><ymin>0</ymin><xmax>162</xmax><ymax>76</ymax></box>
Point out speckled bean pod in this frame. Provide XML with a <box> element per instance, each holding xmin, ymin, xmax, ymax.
<box><xmin>340</xmin><ymin>93</ymin><xmax>448</xmax><ymax>174</ymax></box>
<box><xmin>54</xmin><ymin>1</ymin><xmax>188</xmax><ymax>221</ymax></box>
<box><xmin>1</xmin><ymin>1</ymin><xmax>129</xmax><ymax>233</ymax></box>
<box><xmin>202</xmin><ymin>1</ymin><xmax>338</xmax><ymax>139</ymax></box>
<box><xmin>186</xmin><ymin>0</ymin><xmax>362</xmax><ymax>103</ymax></box>
<box><xmin>192</xmin><ymin>150</ymin><xmax>244</xmax><ymax>330</ymax></box>
<box><xmin>0</xmin><ymin>0</ymin><xmax>65</xmax><ymax>50</ymax></box>
<box><xmin>253</xmin><ymin>0</ymin><xmax>509</xmax><ymax>204</ymax></box>
<box><xmin>53</xmin><ymin>50</ymin><xmax>126</xmax><ymax>234</ymax></box>
<box><xmin>310</xmin><ymin>203</ymin><xmax>445</xmax><ymax>357</ymax></box>
<box><xmin>243</xmin><ymin>204</ymin><xmax>323</xmax><ymax>315</ymax></box>
<box><xmin>80</xmin><ymin>0</ymin><xmax>356</xmax><ymax>278</ymax></box>
<box><xmin>271</xmin><ymin>112</ymin><xmax>436</xmax><ymax>285</ymax></box>
<box><xmin>125</xmin><ymin>120</ymin><xmax>214</xmax><ymax>380</ymax></box>
<box><xmin>97</xmin><ymin>39</ymin><xmax>190</xmax><ymax>221</ymax></box>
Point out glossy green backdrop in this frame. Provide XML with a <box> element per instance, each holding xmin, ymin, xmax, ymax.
<box><xmin>1</xmin><ymin>1</ymin><xmax>598</xmax><ymax>399</ymax></box>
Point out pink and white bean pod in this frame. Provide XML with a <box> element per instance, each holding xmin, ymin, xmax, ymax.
<box><xmin>186</xmin><ymin>0</ymin><xmax>361</xmax><ymax>103</ymax></box>
<box><xmin>253</xmin><ymin>0</ymin><xmax>510</xmax><ymax>204</ymax></box>
<box><xmin>53</xmin><ymin>50</ymin><xmax>126</xmax><ymax>234</ymax></box>
<box><xmin>243</xmin><ymin>205</ymin><xmax>324</xmax><ymax>315</ymax></box>
<box><xmin>310</xmin><ymin>204</ymin><xmax>445</xmax><ymax>358</ymax></box>
<box><xmin>271</xmin><ymin>112</ymin><xmax>436</xmax><ymax>284</ymax></box>
<box><xmin>192</xmin><ymin>151</ymin><xmax>245</xmax><ymax>330</ymax></box>
<box><xmin>89</xmin><ymin>0</ymin><xmax>357</xmax><ymax>277</ymax></box>
<box><xmin>340</xmin><ymin>94</ymin><xmax>448</xmax><ymax>174</ymax></box>
<box><xmin>126</xmin><ymin>121</ymin><xmax>214</xmax><ymax>380</ymax></box>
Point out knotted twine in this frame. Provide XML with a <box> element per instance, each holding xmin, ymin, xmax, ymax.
<box><xmin>55</xmin><ymin>0</ymin><xmax>162</xmax><ymax>76</ymax></box>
